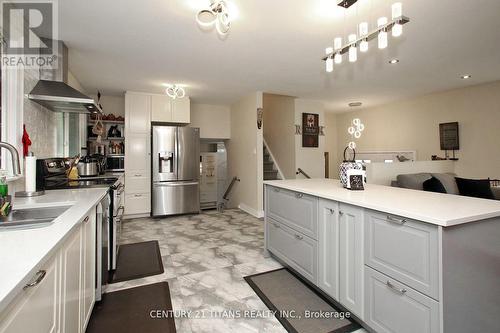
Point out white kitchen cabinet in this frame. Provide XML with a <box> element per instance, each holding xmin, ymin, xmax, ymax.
<box><xmin>171</xmin><ymin>97</ymin><xmax>190</xmax><ymax>123</ymax></box>
<box><xmin>125</xmin><ymin>92</ymin><xmax>151</xmax><ymax>134</ymax></box>
<box><xmin>365</xmin><ymin>267</ymin><xmax>439</xmax><ymax>333</ymax></box>
<box><xmin>365</xmin><ymin>210</ymin><xmax>439</xmax><ymax>299</ymax></box>
<box><xmin>151</xmin><ymin>94</ymin><xmax>190</xmax><ymax>123</ymax></box>
<box><xmin>125</xmin><ymin>193</ymin><xmax>151</xmax><ymax>215</ymax></box>
<box><xmin>0</xmin><ymin>255</ymin><xmax>59</xmax><ymax>333</ymax></box>
<box><xmin>61</xmin><ymin>224</ymin><xmax>82</xmax><ymax>333</ymax></box>
<box><xmin>318</xmin><ymin>199</ymin><xmax>339</xmax><ymax>301</ymax></box>
<box><xmin>151</xmin><ymin>94</ymin><xmax>172</xmax><ymax>122</ymax></box>
<box><xmin>339</xmin><ymin>203</ymin><xmax>364</xmax><ymax>320</ymax></box>
<box><xmin>125</xmin><ymin>134</ymin><xmax>150</xmax><ymax>173</ymax></box>
<box><xmin>266</xmin><ymin>218</ymin><xmax>318</xmax><ymax>284</ymax></box>
<box><xmin>81</xmin><ymin>212</ymin><xmax>96</xmax><ymax>331</ymax></box>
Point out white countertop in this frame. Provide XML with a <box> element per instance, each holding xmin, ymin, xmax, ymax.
<box><xmin>264</xmin><ymin>179</ymin><xmax>500</xmax><ymax>227</ymax></box>
<box><xmin>0</xmin><ymin>188</ymin><xmax>108</xmax><ymax>313</ymax></box>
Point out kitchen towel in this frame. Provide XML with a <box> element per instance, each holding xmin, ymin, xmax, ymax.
<box><xmin>25</xmin><ymin>154</ymin><xmax>37</xmax><ymax>193</ymax></box>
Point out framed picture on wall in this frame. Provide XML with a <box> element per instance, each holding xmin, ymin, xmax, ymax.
<box><xmin>302</xmin><ymin>113</ymin><xmax>319</xmax><ymax>148</ymax></box>
<box><xmin>439</xmin><ymin>122</ymin><xmax>459</xmax><ymax>150</ymax></box>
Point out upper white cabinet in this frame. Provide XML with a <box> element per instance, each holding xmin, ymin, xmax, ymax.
<box><xmin>318</xmin><ymin>199</ymin><xmax>339</xmax><ymax>301</ymax></box>
<box><xmin>338</xmin><ymin>203</ymin><xmax>365</xmax><ymax>320</ymax></box>
<box><xmin>125</xmin><ymin>93</ymin><xmax>151</xmax><ymax>134</ymax></box>
<box><xmin>151</xmin><ymin>94</ymin><xmax>190</xmax><ymax>123</ymax></box>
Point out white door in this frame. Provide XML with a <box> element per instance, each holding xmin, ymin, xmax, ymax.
<box><xmin>339</xmin><ymin>203</ymin><xmax>364</xmax><ymax>320</ymax></box>
<box><xmin>151</xmin><ymin>95</ymin><xmax>172</xmax><ymax>122</ymax></box>
<box><xmin>61</xmin><ymin>227</ymin><xmax>82</xmax><ymax>333</ymax></box>
<box><xmin>318</xmin><ymin>199</ymin><xmax>339</xmax><ymax>301</ymax></box>
<box><xmin>81</xmin><ymin>212</ymin><xmax>96</xmax><ymax>332</ymax></box>
<box><xmin>126</xmin><ymin>93</ymin><xmax>151</xmax><ymax>134</ymax></box>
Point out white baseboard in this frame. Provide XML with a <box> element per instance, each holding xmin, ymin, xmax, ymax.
<box><xmin>238</xmin><ymin>203</ymin><xmax>264</xmax><ymax>218</ymax></box>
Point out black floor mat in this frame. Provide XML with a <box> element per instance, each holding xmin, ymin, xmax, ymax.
<box><xmin>87</xmin><ymin>282</ymin><xmax>176</xmax><ymax>333</ymax></box>
<box><xmin>111</xmin><ymin>241</ymin><xmax>164</xmax><ymax>283</ymax></box>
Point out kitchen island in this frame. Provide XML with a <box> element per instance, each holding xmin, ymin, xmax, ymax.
<box><xmin>264</xmin><ymin>179</ymin><xmax>500</xmax><ymax>333</ymax></box>
<box><xmin>0</xmin><ymin>187</ymin><xmax>108</xmax><ymax>332</ymax></box>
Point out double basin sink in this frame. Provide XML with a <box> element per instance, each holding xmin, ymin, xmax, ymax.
<box><xmin>0</xmin><ymin>206</ymin><xmax>71</xmax><ymax>230</ymax></box>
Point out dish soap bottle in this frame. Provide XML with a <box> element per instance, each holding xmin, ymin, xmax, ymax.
<box><xmin>0</xmin><ymin>175</ymin><xmax>8</xmax><ymax>197</ymax></box>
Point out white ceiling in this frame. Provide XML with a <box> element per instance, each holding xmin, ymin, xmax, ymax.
<box><xmin>59</xmin><ymin>0</ymin><xmax>500</xmax><ymax>112</ymax></box>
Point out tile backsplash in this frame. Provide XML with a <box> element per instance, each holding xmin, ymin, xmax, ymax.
<box><xmin>23</xmin><ymin>67</ymin><xmax>59</xmax><ymax>159</ymax></box>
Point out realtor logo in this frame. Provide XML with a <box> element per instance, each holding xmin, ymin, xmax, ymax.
<box><xmin>1</xmin><ymin>0</ymin><xmax>58</xmax><ymax>68</ymax></box>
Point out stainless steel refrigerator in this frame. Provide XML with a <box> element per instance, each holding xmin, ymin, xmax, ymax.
<box><xmin>152</xmin><ymin>126</ymin><xmax>200</xmax><ymax>216</ymax></box>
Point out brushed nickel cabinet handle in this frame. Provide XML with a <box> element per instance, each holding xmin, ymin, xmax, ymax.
<box><xmin>295</xmin><ymin>193</ymin><xmax>303</xmax><ymax>199</ymax></box>
<box><xmin>339</xmin><ymin>211</ymin><xmax>344</xmax><ymax>216</ymax></box>
<box><xmin>386</xmin><ymin>280</ymin><xmax>407</xmax><ymax>295</ymax></box>
<box><xmin>328</xmin><ymin>208</ymin><xmax>335</xmax><ymax>214</ymax></box>
<box><xmin>294</xmin><ymin>234</ymin><xmax>303</xmax><ymax>240</ymax></box>
<box><xmin>83</xmin><ymin>216</ymin><xmax>89</xmax><ymax>224</ymax></box>
<box><xmin>134</xmin><ymin>194</ymin><xmax>142</xmax><ymax>197</ymax></box>
<box><xmin>23</xmin><ymin>270</ymin><xmax>47</xmax><ymax>290</ymax></box>
<box><xmin>386</xmin><ymin>215</ymin><xmax>407</xmax><ymax>225</ymax></box>
<box><xmin>134</xmin><ymin>174</ymin><xmax>142</xmax><ymax>177</ymax></box>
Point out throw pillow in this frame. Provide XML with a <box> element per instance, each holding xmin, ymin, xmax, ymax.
<box><xmin>455</xmin><ymin>178</ymin><xmax>495</xmax><ymax>200</ymax></box>
<box><xmin>423</xmin><ymin>177</ymin><xmax>447</xmax><ymax>194</ymax></box>
<box><xmin>431</xmin><ymin>173</ymin><xmax>459</xmax><ymax>194</ymax></box>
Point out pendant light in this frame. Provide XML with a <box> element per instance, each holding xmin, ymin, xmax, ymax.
<box><xmin>359</xmin><ymin>22</ymin><xmax>369</xmax><ymax>53</ymax></box>
<box><xmin>334</xmin><ymin>37</ymin><xmax>343</xmax><ymax>64</ymax></box>
<box><xmin>377</xmin><ymin>17</ymin><xmax>388</xmax><ymax>49</ymax></box>
<box><xmin>348</xmin><ymin>34</ymin><xmax>357</xmax><ymax>62</ymax></box>
<box><xmin>325</xmin><ymin>47</ymin><xmax>334</xmax><ymax>73</ymax></box>
<box><xmin>392</xmin><ymin>2</ymin><xmax>403</xmax><ymax>37</ymax></box>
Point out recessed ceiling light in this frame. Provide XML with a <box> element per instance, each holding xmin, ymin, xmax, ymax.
<box><xmin>460</xmin><ymin>74</ymin><xmax>472</xmax><ymax>79</ymax></box>
<box><xmin>349</xmin><ymin>102</ymin><xmax>362</xmax><ymax>107</ymax></box>
<box><xmin>389</xmin><ymin>59</ymin><xmax>399</xmax><ymax>64</ymax></box>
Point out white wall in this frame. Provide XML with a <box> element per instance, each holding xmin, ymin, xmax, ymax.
<box><xmin>295</xmin><ymin>99</ymin><xmax>326</xmax><ymax>179</ymax></box>
<box><xmin>334</xmin><ymin>80</ymin><xmax>500</xmax><ymax>179</ymax></box>
<box><xmin>325</xmin><ymin>112</ymin><xmax>339</xmax><ymax>179</ymax></box>
<box><xmin>89</xmin><ymin>94</ymin><xmax>125</xmax><ymax>117</ymax></box>
<box><xmin>262</xmin><ymin>94</ymin><xmax>296</xmax><ymax>178</ymax></box>
<box><xmin>190</xmin><ymin>103</ymin><xmax>231</xmax><ymax>139</ymax></box>
<box><xmin>227</xmin><ymin>92</ymin><xmax>263</xmax><ymax>217</ymax></box>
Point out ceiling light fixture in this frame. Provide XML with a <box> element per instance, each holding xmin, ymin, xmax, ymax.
<box><xmin>460</xmin><ymin>74</ymin><xmax>472</xmax><ymax>79</ymax></box>
<box><xmin>389</xmin><ymin>58</ymin><xmax>399</xmax><ymax>64</ymax></box>
<box><xmin>165</xmin><ymin>85</ymin><xmax>186</xmax><ymax>100</ymax></box>
<box><xmin>196</xmin><ymin>0</ymin><xmax>231</xmax><ymax>36</ymax></box>
<box><xmin>323</xmin><ymin>2</ymin><xmax>410</xmax><ymax>72</ymax></box>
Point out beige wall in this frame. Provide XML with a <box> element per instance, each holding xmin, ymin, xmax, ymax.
<box><xmin>333</xmin><ymin>80</ymin><xmax>500</xmax><ymax>179</ymax></box>
<box><xmin>190</xmin><ymin>103</ymin><xmax>231</xmax><ymax>139</ymax></box>
<box><xmin>227</xmin><ymin>92</ymin><xmax>264</xmax><ymax>217</ymax></box>
<box><xmin>89</xmin><ymin>94</ymin><xmax>125</xmax><ymax>117</ymax></box>
<box><xmin>295</xmin><ymin>99</ymin><xmax>326</xmax><ymax>179</ymax></box>
<box><xmin>325</xmin><ymin>112</ymin><xmax>339</xmax><ymax>179</ymax></box>
<box><xmin>263</xmin><ymin>94</ymin><xmax>296</xmax><ymax>178</ymax></box>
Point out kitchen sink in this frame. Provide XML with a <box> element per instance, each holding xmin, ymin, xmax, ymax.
<box><xmin>0</xmin><ymin>206</ymin><xmax>72</xmax><ymax>229</ymax></box>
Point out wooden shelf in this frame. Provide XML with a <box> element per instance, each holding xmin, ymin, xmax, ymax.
<box><xmin>88</xmin><ymin>120</ymin><xmax>124</xmax><ymax>125</ymax></box>
<box><xmin>87</xmin><ymin>137</ymin><xmax>125</xmax><ymax>141</ymax></box>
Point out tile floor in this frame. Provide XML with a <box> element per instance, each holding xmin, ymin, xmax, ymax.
<box><xmin>106</xmin><ymin>209</ymin><xmax>367</xmax><ymax>333</ymax></box>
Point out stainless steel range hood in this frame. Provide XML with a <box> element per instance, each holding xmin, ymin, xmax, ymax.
<box><xmin>28</xmin><ymin>40</ymin><xmax>102</xmax><ymax>114</ymax></box>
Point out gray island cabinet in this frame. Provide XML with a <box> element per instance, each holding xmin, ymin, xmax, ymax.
<box><xmin>264</xmin><ymin>179</ymin><xmax>500</xmax><ymax>333</ymax></box>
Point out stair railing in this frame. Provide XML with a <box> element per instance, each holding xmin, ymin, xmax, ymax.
<box><xmin>218</xmin><ymin>177</ymin><xmax>241</xmax><ymax>212</ymax></box>
<box><xmin>296</xmin><ymin>168</ymin><xmax>311</xmax><ymax>179</ymax></box>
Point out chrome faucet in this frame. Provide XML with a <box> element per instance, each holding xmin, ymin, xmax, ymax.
<box><xmin>0</xmin><ymin>142</ymin><xmax>22</xmax><ymax>176</ymax></box>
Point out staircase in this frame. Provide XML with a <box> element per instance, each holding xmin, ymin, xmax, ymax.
<box><xmin>263</xmin><ymin>145</ymin><xmax>281</xmax><ymax>180</ymax></box>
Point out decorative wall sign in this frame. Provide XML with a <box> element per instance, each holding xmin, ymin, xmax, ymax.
<box><xmin>439</xmin><ymin>122</ymin><xmax>459</xmax><ymax>150</ymax></box>
<box><xmin>257</xmin><ymin>108</ymin><xmax>263</xmax><ymax>129</ymax></box>
<box><xmin>302</xmin><ymin>113</ymin><xmax>319</xmax><ymax>148</ymax></box>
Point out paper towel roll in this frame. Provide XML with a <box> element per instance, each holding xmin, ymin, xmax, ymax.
<box><xmin>25</xmin><ymin>154</ymin><xmax>37</xmax><ymax>193</ymax></box>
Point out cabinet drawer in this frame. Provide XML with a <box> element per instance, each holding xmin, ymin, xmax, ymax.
<box><xmin>365</xmin><ymin>267</ymin><xmax>439</xmax><ymax>333</ymax></box>
<box><xmin>266</xmin><ymin>218</ymin><xmax>317</xmax><ymax>283</ymax></box>
<box><xmin>365</xmin><ymin>211</ymin><xmax>439</xmax><ymax>299</ymax></box>
<box><xmin>125</xmin><ymin>193</ymin><xmax>151</xmax><ymax>215</ymax></box>
<box><xmin>266</xmin><ymin>186</ymin><xmax>318</xmax><ymax>239</ymax></box>
<box><xmin>0</xmin><ymin>256</ymin><xmax>58</xmax><ymax>333</ymax></box>
<box><xmin>125</xmin><ymin>175</ymin><xmax>150</xmax><ymax>193</ymax></box>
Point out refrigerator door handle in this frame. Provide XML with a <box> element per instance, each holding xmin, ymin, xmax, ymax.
<box><xmin>154</xmin><ymin>181</ymin><xmax>199</xmax><ymax>187</ymax></box>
